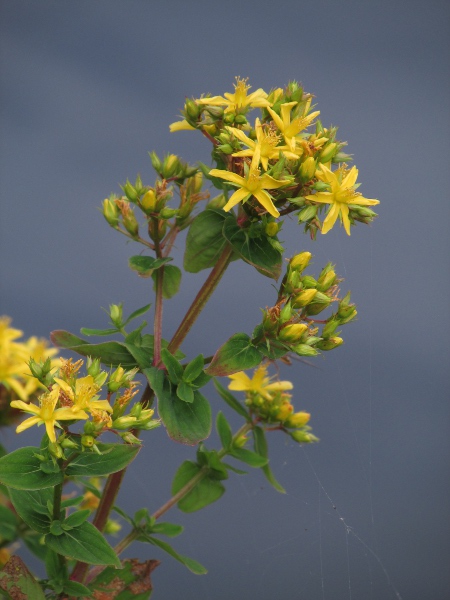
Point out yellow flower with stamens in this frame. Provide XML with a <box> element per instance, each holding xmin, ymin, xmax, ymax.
<box><xmin>11</xmin><ymin>387</ymin><xmax>88</xmax><ymax>442</ymax></box>
<box><xmin>198</xmin><ymin>77</ymin><xmax>271</xmax><ymax>113</ymax></box>
<box><xmin>305</xmin><ymin>164</ymin><xmax>379</xmax><ymax>235</ymax></box>
<box><xmin>209</xmin><ymin>150</ymin><xmax>290</xmax><ymax>218</ymax></box>
<box><xmin>53</xmin><ymin>375</ymin><xmax>113</xmax><ymax>415</ymax></box>
<box><xmin>228</xmin><ymin>118</ymin><xmax>299</xmax><ymax>170</ymax></box>
<box><xmin>267</xmin><ymin>102</ymin><xmax>320</xmax><ymax>152</ymax></box>
<box><xmin>228</xmin><ymin>364</ymin><xmax>293</xmax><ymax>400</ymax></box>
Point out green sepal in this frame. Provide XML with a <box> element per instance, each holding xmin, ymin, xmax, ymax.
<box><xmin>206</xmin><ymin>333</ymin><xmax>263</xmax><ymax>376</ymax></box>
<box><xmin>184</xmin><ymin>209</ymin><xmax>232</xmax><ymax>273</ymax></box>
<box><xmin>213</xmin><ymin>379</ymin><xmax>250</xmax><ymax>420</ymax></box>
<box><xmin>138</xmin><ymin>533</ymin><xmax>207</xmax><ymax>575</ymax></box>
<box><xmin>222</xmin><ymin>216</ymin><xmax>282</xmax><ymax>280</ymax></box>
<box><xmin>161</xmin><ymin>348</ymin><xmax>184</xmax><ymax>384</ymax></box>
<box><xmin>0</xmin><ymin>447</ymin><xmax>63</xmax><ymax>490</ymax></box>
<box><xmin>229</xmin><ymin>447</ymin><xmax>268</xmax><ymax>468</ymax></box>
<box><xmin>216</xmin><ymin>411</ymin><xmax>233</xmax><ymax>449</ymax></box>
<box><xmin>0</xmin><ymin>556</ymin><xmax>46</xmax><ymax>600</ymax></box>
<box><xmin>152</xmin><ymin>265</ymin><xmax>182</xmax><ymax>299</ymax></box>
<box><xmin>50</xmin><ymin>331</ymin><xmax>138</xmax><ymax>368</ymax></box>
<box><xmin>45</xmin><ymin>521</ymin><xmax>121</xmax><ymax>566</ymax></box>
<box><xmin>129</xmin><ymin>255</ymin><xmax>173</xmax><ymax>277</ymax></box>
<box><xmin>65</xmin><ymin>443</ymin><xmax>140</xmax><ymax>477</ymax></box>
<box><xmin>171</xmin><ymin>461</ymin><xmax>225</xmax><ymax>512</ymax></box>
<box><xmin>252</xmin><ymin>427</ymin><xmax>286</xmax><ymax>493</ymax></box>
<box><xmin>0</xmin><ymin>505</ymin><xmax>18</xmax><ymax>542</ymax></box>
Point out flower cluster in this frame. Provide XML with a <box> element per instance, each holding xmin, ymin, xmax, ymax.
<box><xmin>229</xmin><ymin>364</ymin><xmax>317</xmax><ymax>443</ymax></box>
<box><xmin>0</xmin><ymin>316</ymin><xmax>60</xmax><ymax>404</ymax></box>
<box><xmin>10</xmin><ymin>357</ymin><xmax>159</xmax><ymax>446</ymax></box>
<box><xmin>170</xmin><ymin>78</ymin><xmax>379</xmax><ymax>236</ymax></box>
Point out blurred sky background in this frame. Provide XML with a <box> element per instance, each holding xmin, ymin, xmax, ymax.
<box><xmin>1</xmin><ymin>1</ymin><xmax>449</xmax><ymax>598</ymax></box>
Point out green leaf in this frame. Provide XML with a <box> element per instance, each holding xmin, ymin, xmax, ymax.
<box><xmin>256</xmin><ymin>339</ymin><xmax>290</xmax><ymax>360</ymax></box>
<box><xmin>141</xmin><ymin>534</ymin><xmax>207</xmax><ymax>575</ymax></box>
<box><xmin>50</xmin><ymin>331</ymin><xmax>138</xmax><ymax>368</ymax></box>
<box><xmin>184</xmin><ymin>209</ymin><xmax>231</xmax><ymax>273</ymax></box>
<box><xmin>145</xmin><ymin>367</ymin><xmax>211</xmax><ymax>445</ymax></box>
<box><xmin>0</xmin><ymin>505</ymin><xmax>18</xmax><ymax>541</ymax></box>
<box><xmin>45</xmin><ymin>521</ymin><xmax>121</xmax><ymax>566</ymax></box>
<box><xmin>149</xmin><ymin>522</ymin><xmax>184</xmax><ymax>537</ymax></box>
<box><xmin>161</xmin><ymin>348</ymin><xmax>184</xmax><ymax>384</ymax></box>
<box><xmin>171</xmin><ymin>461</ymin><xmax>225</xmax><ymax>512</ymax></box>
<box><xmin>176</xmin><ymin>381</ymin><xmax>195</xmax><ymax>403</ymax></box>
<box><xmin>0</xmin><ymin>447</ymin><xmax>63</xmax><ymax>490</ymax></box>
<box><xmin>89</xmin><ymin>558</ymin><xmax>158</xmax><ymax>599</ymax></box>
<box><xmin>206</xmin><ymin>333</ymin><xmax>263</xmax><ymax>376</ymax></box>
<box><xmin>230</xmin><ymin>447</ymin><xmax>268</xmax><ymax>468</ymax></box>
<box><xmin>63</xmin><ymin>509</ymin><xmax>91</xmax><ymax>528</ymax></box>
<box><xmin>129</xmin><ymin>255</ymin><xmax>172</xmax><ymax>277</ymax></box>
<box><xmin>123</xmin><ymin>303</ymin><xmax>152</xmax><ymax>325</ymax></box>
<box><xmin>183</xmin><ymin>354</ymin><xmax>205</xmax><ymax>383</ymax></box>
<box><xmin>216</xmin><ymin>412</ymin><xmax>233</xmax><ymax>449</ymax></box>
<box><xmin>222</xmin><ymin>216</ymin><xmax>282</xmax><ymax>279</ymax></box>
<box><xmin>152</xmin><ymin>265</ymin><xmax>182</xmax><ymax>299</ymax></box>
<box><xmin>253</xmin><ymin>426</ymin><xmax>286</xmax><ymax>493</ymax></box>
<box><xmin>80</xmin><ymin>327</ymin><xmax>119</xmax><ymax>336</ymax></box>
<box><xmin>66</xmin><ymin>443</ymin><xmax>140</xmax><ymax>477</ymax></box>
<box><xmin>0</xmin><ymin>556</ymin><xmax>46</xmax><ymax>600</ymax></box>
<box><xmin>62</xmin><ymin>580</ymin><xmax>92</xmax><ymax>597</ymax></box>
<box><xmin>213</xmin><ymin>379</ymin><xmax>250</xmax><ymax>419</ymax></box>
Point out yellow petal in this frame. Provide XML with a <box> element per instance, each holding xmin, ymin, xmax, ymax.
<box><xmin>341</xmin><ymin>166</ymin><xmax>358</xmax><ymax>188</ymax></box>
<box><xmin>253</xmin><ymin>190</ymin><xmax>280</xmax><ymax>217</ymax></box>
<box><xmin>223</xmin><ymin>188</ymin><xmax>250</xmax><ymax>212</ymax></box>
<box><xmin>227</xmin><ymin>126</ymin><xmax>254</xmax><ymax>147</ymax></box>
<box><xmin>169</xmin><ymin>120</ymin><xmax>195</xmax><ymax>132</ymax></box>
<box><xmin>340</xmin><ymin>204</ymin><xmax>351</xmax><ymax>235</ymax></box>
<box><xmin>322</xmin><ymin>203</ymin><xmax>341</xmax><ymax>234</ymax></box>
<box><xmin>305</xmin><ymin>192</ymin><xmax>333</xmax><ymax>204</ymax></box>
<box><xmin>228</xmin><ymin>372</ymin><xmax>251</xmax><ymax>390</ymax></box>
<box><xmin>209</xmin><ymin>169</ymin><xmax>246</xmax><ymax>187</ymax></box>
<box><xmin>90</xmin><ymin>400</ymin><xmax>113</xmax><ymax>413</ymax></box>
<box><xmin>10</xmin><ymin>399</ymin><xmax>40</xmax><ymax>415</ymax></box>
<box><xmin>259</xmin><ymin>174</ymin><xmax>290</xmax><ymax>190</ymax></box>
<box><xmin>16</xmin><ymin>415</ymin><xmax>41</xmax><ymax>433</ymax></box>
<box><xmin>267</xmin><ymin>107</ymin><xmax>284</xmax><ymax>132</ymax></box>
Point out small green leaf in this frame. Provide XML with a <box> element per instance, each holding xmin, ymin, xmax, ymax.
<box><xmin>129</xmin><ymin>255</ymin><xmax>173</xmax><ymax>277</ymax></box>
<box><xmin>40</xmin><ymin>459</ymin><xmax>60</xmax><ymax>474</ymax></box>
<box><xmin>0</xmin><ymin>447</ymin><xmax>63</xmax><ymax>490</ymax></box>
<box><xmin>142</xmin><ymin>534</ymin><xmax>207</xmax><ymax>575</ymax></box>
<box><xmin>171</xmin><ymin>461</ymin><xmax>225</xmax><ymax>512</ymax></box>
<box><xmin>177</xmin><ymin>381</ymin><xmax>195</xmax><ymax>403</ymax></box>
<box><xmin>206</xmin><ymin>333</ymin><xmax>263</xmax><ymax>376</ymax></box>
<box><xmin>9</xmin><ymin>488</ymin><xmax>53</xmax><ymax>533</ymax></box>
<box><xmin>145</xmin><ymin>367</ymin><xmax>211</xmax><ymax>445</ymax></box>
<box><xmin>64</xmin><ymin>509</ymin><xmax>91</xmax><ymax>528</ymax></box>
<box><xmin>80</xmin><ymin>327</ymin><xmax>119</xmax><ymax>336</ymax></box>
<box><xmin>0</xmin><ymin>556</ymin><xmax>46</xmax><ymax>600</ymax></box>
<box><xmin>161</xmin><ymin>348</ymin><xmax>184</xmax><ymax>384</ymax></box>
<box><xmin>253</xmin><ymin>426</ymin><xmax>286</xmax><ymax>493</ymax></box>
<box><xmin>50</xmin><ymin>331</ymin><xmax>138</xmax><ymax>368</ymax></box>
<box><xmin>50</xmin><ymin>520</ymin><xmax>64</xmax><ymax>536</ymax></box>
<box><xmin>216</xmin><ymin>412</ymin><xmax>233</xmax><ymax>449</ymax></box>
<box><xmin>65</xmin><ymin>443</ymin><xmax>140</xmax><ymax>477</ymax></box>
<box><xmin>223</xmin><ymin>216</ymin><xmax>282</xmax><ymax>279</ymax></box>
<box><xmin>45</xmin><ymin>521</ymin><xmax>121</xmax><ymax>566</ymax></box>
<box><xmin>183</xmin><ymin>354</ymin><xmax>205</xmax><ymax>383</ymax></box>
<box><xmin>62</xmin><ymin>580</ymin><xmax>92</xmax><ymax>597</ymax></box>
<box><xmin>213</xmin><ymin>379</ymin><xmax>250</xmax><ymax>419</ymax></box>
<box><xmin>184</xmin><ymin>209</ymin><xmax>231</xmax><ymax>273</ymax></box>
<box><xmin>230</xmin><ymin>447</ymin><xmax>268</xmax><ymax>468</ymax></box>
<box><xmin>123</xmin><ymin>303</ymin><xmax>152</xmax><ymax>325</ymax></box>
<box><xmin>149</xmin><ymin>522</ymin><xmax>184</xmax><ymax>537</ymax></box>
<box><xmin>152</xmin><ymin>265</ymin><xmax>182</xmax><ymax>299</ymax></box>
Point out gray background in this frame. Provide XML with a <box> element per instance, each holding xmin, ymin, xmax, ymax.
<box><xmin>1</xmin><ymin>1</ymin><xmax>449</xmax><ymax>598</ymax></box>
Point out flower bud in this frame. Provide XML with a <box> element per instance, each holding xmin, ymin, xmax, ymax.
<box><xmin>185</xmin><ymin>99</ymin><xmax>200</xmax><ymax>120</ymax></box>
<box><xmin>279</xmin><ymin>302</ymin><xmax>293</xmax><ymax>323</ymax></box>
<box><xmin>81</xmin><ymin>435</ymin><xmax>95</xmax><ymax>448</ymax></box>
<box><xmin>265</xmin><ymin>222</ymin><xmax>279</xmax><ymax>237</ymax></box>
<box><xmin>122</xmin><ymin>180</ymin><xmax>139</xmax><ymax>203</ymax></box>
<box><xmin>233</xmin><ymin>434</ymin><xmax>249</xmax><ymax>449</ymax></box>
<box><xmin>120</xmin><ymin>431</ymin><xmax>142</xmax><ymax>444</ymax></box>
<box><xmin>162</xmin><ymin>154</ymin><xmax>180</xmax><ymax>179</ymax></box>
<box><xmin>109</xmin><ymin>304</ymin><xmax>123</xmax><ymax>327</ymax></box>
<box><xmin>321</xmin><ymin>319</ymin><xmax>340</xmax><ymax>338</ymax></box>
<box><xmin>102</xmin><ymin>199</ymin><xmax>119</xmax><ymax>227</ymax></box>
<box><xmin>217</xmin><ymin>143</ymin><xmax>234</xmax><ymax>154</ymax></box>
<box><xmin>299</xmin><ymin>157</ymin><xmax>316</xmax><ymax>181</ymax></box>
<box><xmin>122</xmin><ymin>209</ymin><xmax>139</xmax><ymax>238</ymax></box>
<box><xmin>104</xmin><ymin>519</ymin><xmax>122</xmax><ymax>535</ymax></box>
<box><xmin>140</xmin><ymin>189</ymin><xmax>157</xmax><ymax>212</ymax></box>
<box><xmin>292</xmin><ymin>344</ymin><xmax>319</xmax><ymax>357</ymax></box>
<box><xmin>319</xmin><ymin>142</ymin><xmax>337</xmax><ymax>163</ymax></box>
<box><xmin>205</xmin><ymin>106</ymin><xmax>224</xmax><ymax>119</ymax></box>
<box><xmin>317</xmin><ymin>270</ymin><xmax>336</xmax><ymax>292</ymax></box>
<box><xmin>279</xmin><ymin>323</ymin><xmax>308</xmax><ymax>342</ymax></box>
<box><xmin>301</xmin><ymin>275</ymin><xmax>318</xmax><ymax>289</ymax></box>
<box><xmin>298</xmin><ymin>205</ymin><xmax>318</xmax><ymax>222</ymax></box>
<box><xmin>339</xmin><ymin>309</ymin><xmax>357</xmax><ymax>324</ymax></box>
<box><xmin>285</xmin><ymin>411</ymin><xmax>310</xmax><ymax>428</ymax></box>
<box><xmin>160</xmin><ymin>207</ymin><xmax>178</xmax><ymax>219</ymax></box>
<box><xmin>223</xmin><ymin>113</ymin><xmax>235</xmax><ymax>125</ymax></box>
<box><xmin>59</xmin><ymin>437</ymin><xmax>79</xmax><ymax>450</ymax></box>
<box><xmin>290</xmin><ymin>430</ymin><xmax>318</xmax><ymax>444</ymax></box>
<box><xmin>276</xmin><ymin>402</ymin><xmax>294</xmax><ymax>422</ymax></box>
<box><xmin>234</xmin><ymin>115</ymin><xmax>247</xmax><ymax>125</ymax></box>
<box><xmin>149</xmin><ymin>151</ymin><xmax>162</xmax><ymax>173</ymax></box>
<box><xmin>290</xmin><ymin>251</ymin><xmax>312</xmax><ymax>272</ymax></box>
<box><xmin>316</xmin><ymin>337</ymin><xmax>343</xmax><ymax>351</ymax></box>
<box><xmin>305</xmin><ymin>292</ymin><xmax>331</xmax><ymax>315</ymax></box>
<box><xmin>292</xmin><ymin>289</ymin><xmax>317</xmax><ymax>308</ymax></box>
<box><xmin>112</xmin><ymin>416</ymin><xmax>137</xmax><ymax>429</ymax></box>
<box><xmin>48</xmin><ymin>441</ymin><xmax>63</xmax><ymax>459</ymax></box>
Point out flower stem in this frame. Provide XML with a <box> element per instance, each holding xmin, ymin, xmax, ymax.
<box><xmin>153</xmin><ymin>218</ymin><xmax>164</xmax><ymax>367</ymax></box>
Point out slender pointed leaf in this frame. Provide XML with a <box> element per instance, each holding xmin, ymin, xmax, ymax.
<box><xmin>216</xmin><ymin>412</ymin><xmax>233</xmax><ymax>449</ymax></box>
<box><xmin>51</xmin><ymin>331</ymin><xmax>138</xmax><ymax>368</ymax></box>
<box><xmin>142</xmin><ymin>534</ymin><xmax>207</xmax><ymax>575</ymax></box>
<box><xmin>80</xmin><ymin>327</ymin><xmax>119</xmax><ymax>337</ymax></box>
<box><xmin>123</xmin><ymin>303</ymin><xmax>152</xmax><ymax>325</ymax></box>
<box><xmin>213</xmin><ymin>379</ymin><xmax>250</xmax><ymax>419</ymax></box>
<box><xmin>230</xmin><ymin>447</ymin><xmax>268</xmax><ymax>468</ymax></box>
<box><xmin>253</xmin><ymin>426</ymin><xmax>286</xmax><ymax>493</ymax></box>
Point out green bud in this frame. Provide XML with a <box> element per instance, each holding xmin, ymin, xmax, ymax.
<box><xmin>112</xmin><ymin>416</ymin><xmax>137</xmax><ymax>430</ymax></box>
<box><xmin>159</xmin><ymin>208</ymin><xmax>178</xmax><ymax>219</ymax></box>
<box><xmin>265</xmin><ymin>222</ymin><xmax>279</xmax><ymax>237</ymax></box>
<box><xmin>316</xmin><ymin>337</ymin><xmax>344</xmax><ymax>351</ymax></box>
<box><xmin>122</xmin><ymin>209</ymin><xmax>139</xmax><ymax>237</ymax></box>
<box><xmin>338</xmin><ymin>309</ymin><xmax>357</xmax><ymax>324</ymax></box>
<box><xmin>319</xmin><ymin>143</ymin><xmax>337</xmax><ymax>163</ymax></box>
<box><xmin>290</xmin><ymin>251</ymin><xmax>312</xmax><ymax>272</ymax></box>
<box><xmin>122</xmin><ymin>180</ymin><xmax>138</xmax><ymax>203</ymax></box>
<box><xmin>217</xmin><ymin>144</ymin><xmax>234</xmax><ymax>154</ymax></box>
<box><xmin>298</xmin><ymin>205</ymin><xmax>318</xmax><ymax>222</ymax></box>
<box><xmin>223</xmin><ymin>113</ymin><xmax>235</xmax><ymax>125</ymax></box>
<box><xmin>81</xmin><ymin>435</ymin><xmax>95</xmax><ymax>448</ymax></box>
<box><xmin>290</xmin><ymin>430</ymin><xmax>319</xmax><ymax>444</ymax></box>
<box><xmin>59</xmin><ymin>437</ymin><xmax>79</xmax><ymax>450</ymax></box>
<box><xmin>104</xmin><ymin>519</ymin><xmax>122</xmax><ymax>535</ymax></box>
<box><xmin>149</xmin><ymin>151</ymin><xmax>162</xmax><ymax>173</ymax></box>
<box><xmin>205</xmin><ymin>106</ymin><xmax>224</xmax><ymax>119</ymax></box>
<box><xmin>351</xmin><ymin>206</ymin><xmax>377</xmax><ymax>218</ymax></box>
<box><xmin>48</xmin><ymin>442</ymin><xmax>63</xmax><ymax>460</ymax></box>
<box><xmin>185</xmin><ymin>99</ymin><xmax>200</xmax><ymax>120</ymax></box>
<box><xmin>140</xmin><ymin>189</ymin><xmax>157</xmax><ymax>212</ymax></box>
<box><xmin>317</xmin><ymin>270</ymin><xmax>336</xmax><ymax>292</ymax></box>
<box><xmin>279</xmin><ymin>323</ymin><xmax>308</xmax><ymax>342</ymax></box>
<box><xmin>292</xmin><ymin>344</ymin><xmax>319</xmax><ymax>357</ymax></box>
<box><xmin>234</xmin><ymin>114</ymin><xmax>247</xmax><ymax>125</ymax></box>
<box><xmin>321</xmin><ymin>319</ymin><xmax>340</xmax><ymax>338</ymax></box>
<box><xmin>299</xmin><ymin>157</ymin><xmax>316</xmax><ymax>181</ymax></box>
<box><xmin>86</xmin><ymin>357</ymin><xmax>101</xmax><ymax>378</ymax></box>
<box><xmin>162</xmin><ymin>154</ymin><xmax>180</xmax><ymax>179</ymax></box>
<box><xmin>218</xmin><ymin>132</ymin><xmax>231</xmax><ymax>144</ymax></box>
<box><xmin>120</xmin><ymin>431</ymin><xmax>142</xmax><ymax>444</ymax></box>
<box><xmin>102</xmin><ymin>199</ymin><xmax>119</xmax><ymax>227</ymax></box>
<box><xmin>109</xmin><ymin>304</ymin><xmax>123</xmax><ymax>327</ymax></box>
<box><xmin>301</xmin><ymin>275</ymin><xmax>318</xmax><ymax>289</ymax></box>
<box><xmin>312</xmin><ymin>181</ymin><xmax>329</xmax><ymax>192</ymax></box>
<box><xmin>279</xmin><ymin>302</ymin><xmax>293</xmax><ymax>322</ymax></box>
<box><xmin>292</xmin><ymin>288</ymin><xmax>317</xmax><ymax>308</ymax></box>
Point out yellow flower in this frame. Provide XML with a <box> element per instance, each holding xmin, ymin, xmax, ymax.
<box><xmin>267</xmin><ymin>102</ymin><xmax>320</xmax><ymax>152</ymax></box>
<box><xmin>209</xmin><ymin>150</ymin><xmax>290</xmax><ymax>218</ymax></box>
<box><xmin>198</xmin><ymin>77</ymin><xmax>271</xmax><ymax>114</ymax></box>
<box><xmin>169</xmin><ymin>119</ymin><xmax>196</xmax><ymax>132</ymax></box>
<box><xmin>305</xmin><ymin>164</ymin><xmax>379</xmax><ymax>235</ymax></box>
<box><xmin>11</xmin><ymin>387</ymin><xmax>88</xmax><ymax>442</ymax></box>
<box><xmin>228</xmin><ymin>364</ymin><xmax>293</xmax><ymax>400</ymax></box>
<box><xmin>228</xmin><ymin>118</ymin><xmax>299</xmax><ymax>170</ymax></box>
<box><xmin>53</xmin><ymin>375</ymin><xmax>113</xmax><ymax>415</ymax></box>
